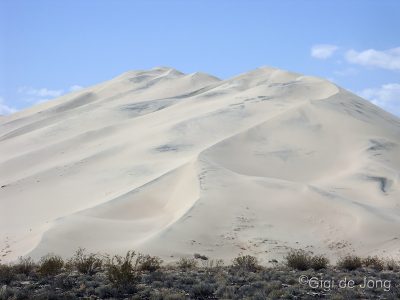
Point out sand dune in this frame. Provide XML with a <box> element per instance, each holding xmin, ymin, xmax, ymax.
<box><xmin>1</xmin><ymin>66</ymin><xmax>399</xmax><ymax>263</ymax></box>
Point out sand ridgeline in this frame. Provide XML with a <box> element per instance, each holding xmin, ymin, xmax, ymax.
<box><xmin>0</xmin><ymin>66</ymin><xmax>399</xmax><ymax>264</ymax></box>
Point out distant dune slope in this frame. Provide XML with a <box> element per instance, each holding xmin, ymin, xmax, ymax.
<box><xmin>1</xmin><ymin>67</ymin><xmax>399</xmax><ymax>263</ymax></box>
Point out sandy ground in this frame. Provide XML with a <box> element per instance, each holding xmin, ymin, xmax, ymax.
<box><xmin>0</xmin><ymin>66</ymin><xmax>399</xmax><ymax>264</ymax></box>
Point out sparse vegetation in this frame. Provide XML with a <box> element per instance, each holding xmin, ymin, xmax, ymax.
<box><xmin>232</xmin><ymin>254</ymin><xmax>260</xmax><ymax>272</ymax></box>
<box><xmin>201</xmin><ymin>258</ymin><xmax>224</xmax><ymax>271</ymax></box>
<box><xmin>285</xmin><ymin>250</ymin><xmax>329</xmax><ymax>271</ymax></box>
<box><xmin>285</xmin><ymin>249</ymin><xmax>311</xmax><ymax>270</ymax></box>
<box><xmin>0</xmin><ymin>264</ymin><xmax>14</xmax><ymax>284</ymax></box>
<box><xmin>337</xmin><ymin>255</ymin><xmax>363</xmax><ymax>271</ymax></box>
<box><xmin>0</xmin><ymin>250</ymin><xmax>398</xmax><ymax>299</ymax></box>
<box><xmin>177</xmin><ymin>257</ymin><xmax>197</xmax><ymax>270</ymax></box>
<box><xmin>66</xmin><ymin>247</ymin><xmax>102</xmax><ymax>275</ymax></box>
<box><xmin>14</xmin><ymin>256</ymin><xmax>36</xmax><ymax>275</ymax></box>
<box><xmin>137</xmin><ymin>254</ymin><xmax>163</xmax><ymax>272</ymax></box>
<box><xmin>194</xmin><ymin>253</ymin><xmax>208</xmax><ymax>260</ymax></box>
<box><xmin>310</xmin><ymin>254</ymin><xmax>330</xmax><ymax>270</ymax></box>
<box><xmin>385</xmin><ymin>258</ymin><xmax>399</xmax><ymax>271</ymax></box>
<box><xmin>362</xmin><ymin>255</ymin><xmax>385</xmax><ymax>271</ymax></box>
<box><xmin>105</xmin><ymin>250</ymin><xmax>140</xmax><ymax>291</ymax></box>
<box><xmin>38</xmin><ymin>254</ymin><xmax>64</xmax><ymax>276</ymax></box>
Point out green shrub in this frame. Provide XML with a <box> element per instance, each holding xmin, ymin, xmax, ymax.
<box><xmin>105</xmin><ymin>251</ymin><xmax>140</xmax><ymax>289</ymax></box>
<box><xmin>337</xmin><ymin>255</ymin><xmax>362</xmax><ymax>271</ymax></box>
<box><xmin>67</xmin><ymin>248</ymin><xmax>102</xmax><ymax>275</ymax></box>
<box><xmin>38</xmin><ymin>254</ymin><xmax>64</xmax><ymax>276</ymax></box>
<box><xmin>177</xmin><ymin>257</ymin><xmax>197</xmax><ymax>270</ymax></box>
<box><xmin>285</xmin><ymin>250</ymin><xmax>311</xmax><ymax>270</ymax></box>
<box><xmin>232</xmin><ymin>254</ymin><xmax>260</xmax><ymax>272</ymax></box>
<box><xmin>137</xmin><ymin>254</ymin><xmax>163</xmax><ymax>272</ymax></box>
<box><xmin>362</xmin><ymin>256</ymin><xmax>384</xmax><ymax>271</ymax></box>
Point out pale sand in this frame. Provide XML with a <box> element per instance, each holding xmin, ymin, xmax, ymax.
<box><xmin>1</xmin><ymin>66</ymin><xmax>399</xmax><ymax>264</ymax></box>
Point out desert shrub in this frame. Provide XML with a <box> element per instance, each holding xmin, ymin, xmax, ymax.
<box><xmin>191</xmin><ymin>282</ymin><xmax>216</xmax><ymax>298</ymax></box>
<box><xmin>67</xmin><ymin>248</ymin><xmax>102</xmax><ymax>275</ymax></box>
<box><xmin>150</xmin><ymin>289</ymin><xmax>186</xmax><ymax>300</ymax></box>
<box><xmin>14</xmin><ymin>256</ymin><xmax>36</xmax><ymax>275</ymax></box>
<box><xmin>53</xmin><ymin>273</ymin><xmax>76</xmax><ymax>290</ymax></box>
<box><xmin>268</xmin><ymin>289</ymin><xmax>284</xmax><ymax>299</ymax></box>
<box><xmin>329</xmin><ymin>295</ymin><xmax>345</xmax><ymax>300</ymax></box>
<box><xmin>310</xmin><ymin>255</ymin><xmax>329</xmax><ymax>270</ymax></box>
<box><xmin>194</xmin><ymin>253</ymin><xmax>208</xmax><ymax>260</ymax></box>
<box><xmin>216</xmin><ymin>285</ymin><xmax>236</xmax><ymax>299</ymax></box>
<box><xmin>285</xmin><ymin>250</ymin><xmax>329</xmax><ymax>271</ymax></box>
<box><xmin>0</xmin><ymin>285</ymin><xmax>16</xmax><ymax>300</ymax></box>
<box><xmin>0</xmin><ymin>264</ymin><xmax>15</xmax><ymax>284</ymax></box>
<box><xmin>285</xmin><ymin>250</ymin><xmax>311</xmax><ymax>270</ymax></box>
<box><xmin>164</xmin><ymin>293</ymin><xmax>187</xmax><ymax>300</ymax></box>
<box><xmin>105</xmin><ymin>250</ymin><xmax>140</xmax><ymax>290</ymax></box>
<box><xmin>337</xmin><ymin>255</ymin><xmax>362</xmax><ymax>271</ymax></box>
<box><xmin>263</xmin><ymin>280</ymin><xmax>283</xmax><ymax>295</ymax></box>
<box><xmin>201</xmin><ymin>259</ymin><xmax>224</xmax><ymax>271</ymax></box>
<box><xmin>143</xmin><ymin>269</ymin><xmax>165</xmax><ymax>284</ymax></box>
<box><xmin>95</xmin><ymin>284</ymin><xmax>118</xmax><ymax>298</ymax></box>
<box><xmin>232</xmin><ymin>254</ymin><xmax>260</xmax><ymax>272</ymax></box>
<box><xmin>137</xmin><ymin>254</ymin><xmax>163</xmax><ymax>272</ymax></box>
<box><xmin>252</xmin><ymin>291</ymin><xmax>268</xmax><ymax>300</ymax></box>
<box><xmin>38</xmin><ymin>254</ymin><xmax>64</xmax><ymax>276</ymax></box>
<box><xmin>385</xmin><ymin>258</ymin><xmax>399</xmax><ymax>271</ymax></box>
<box><xmin>177</xmin><ymin>257</ymin><xmax>197</xmax><ymax>270</ymax></box>
<box><xmin>237</xmin><ymin>283</ymin><xmax>257</xmax><ymax>298</ymax></box>
<box><xmin>362</xmin><ymin>256</ymin><xmax>384</xmax><ymax>271</ymax></box>
<box><xmin>7</xmin><ymin>286</ymin><xmax>29</xmax><ymax>299</ymax></box>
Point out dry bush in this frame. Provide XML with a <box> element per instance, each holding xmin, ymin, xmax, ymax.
<box><xmin>150</xmin><ymin>289</ymin><xmax>187</xmax><ymax>300</ymax></box>
<box><xmin>285</xmin><ymin>250</ymin><xmax>329</xmax><ymax>271</ymax></box>
<box><xmin>362</xmin><ymin>256</ymin><xmax>384</xmax><ymax>271</ymax></box>
<box><xmin>38</xmin><ymin>254</ymin><xmax>64</xmax><ymax>276</ymax></box>
<box><xmin>67</xmin><ymin>248</ymin><xmax>102</xmax><ymax>275</ymax></box>
<box><xmin>192</xmin><ymin>282</ymin><xmax>216</xmax><ymax>298</ymax></box>
<box><xmin>137</xmin><ymin>254</ymin><xmax>163</xmax><ymax>272</ymax></box>
<box><xmin>285</xmin><ymin>250</ymin><xmax>311</xmax><ymax>271</ymax></box>
<box><xmin>177</xmin><ymin>257</ymin><xmax>197</xmax><ymax>270</ymax></box>
<box><xmin>310</xmin><ymin>255</ymin><xmax>329</xmax><ymax>270</ymax></box>
<box><xmin>105</xmin><ymin>250</ymin><xmax>140</xmax><ymax>289</ymax></box>
<box><xmin>337</xmin><ymin>255</ymin><xmax>362</xmax><ymax>271</ymax></box>
<box><xmin>232</xmin><ymin>254</ymin><xmax>260</xmax><ymax>272</ymax></box>
<box><xmin>201</xmin><ymin>259</ymin><xmax>224</xmax><ymax>269</ymax></box>
<box><xmin>385</xmin><ymin>258</ymin><xmax>399</xmax><ymax>271</ymax></box>
<box><xmin>0</xmin><ymin>264</ymin><xmax>15</xmax><ymax>284</ymax></box>
<box><xmin>194</xmin><ymin>253</ymin><xmax>208</xmax><ymax>260</ymax></box>
<box><xmin>14</xmin><ymin>256</ymin><xmax>36</xmax><ymax>275</ymax></box>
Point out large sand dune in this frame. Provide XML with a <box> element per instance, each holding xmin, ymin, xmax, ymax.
<box><xmin>1</xmin><ymin>66</ymin><xmax>399</xmax><ymax>263</ymax></box>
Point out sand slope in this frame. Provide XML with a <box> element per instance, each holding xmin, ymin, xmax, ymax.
<box><xmin>1</xmin><ymin>66</ymin><xmax>399</xmax><ymax>263</ymax></box>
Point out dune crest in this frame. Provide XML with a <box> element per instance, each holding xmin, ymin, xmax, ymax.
<box><xmin>1</xmin><ymin>67</ymin><xmax>399</xmax><ymax>263</ymax></box>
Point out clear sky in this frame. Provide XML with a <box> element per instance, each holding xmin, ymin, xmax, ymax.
<box><xmin>1</xmin><ymin>0</ymin><xmax>399</xmax><ymax>116</ymax></box>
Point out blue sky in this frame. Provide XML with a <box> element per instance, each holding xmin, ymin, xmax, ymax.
<box><xmin>1</xmin><ymin>0</ymin><xmax>399</xmax><ymax>116</ymax></box>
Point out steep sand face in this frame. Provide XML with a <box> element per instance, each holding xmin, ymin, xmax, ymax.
<box><xmin>0</xmin><ymin>67</ymin><xmax>399</xmax><ymax>263</ymax></box>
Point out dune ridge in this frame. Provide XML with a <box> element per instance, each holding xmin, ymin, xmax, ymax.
<box><xmin>1</xmin><ymin>67</ymin><xmax>399</xmax><ymax>263</ymax></box>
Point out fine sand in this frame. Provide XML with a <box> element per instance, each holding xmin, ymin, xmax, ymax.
<box><xmin>1</xmin><ymin>67</ymin><xmax>399</xmax><ymax>264</ymax></box>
